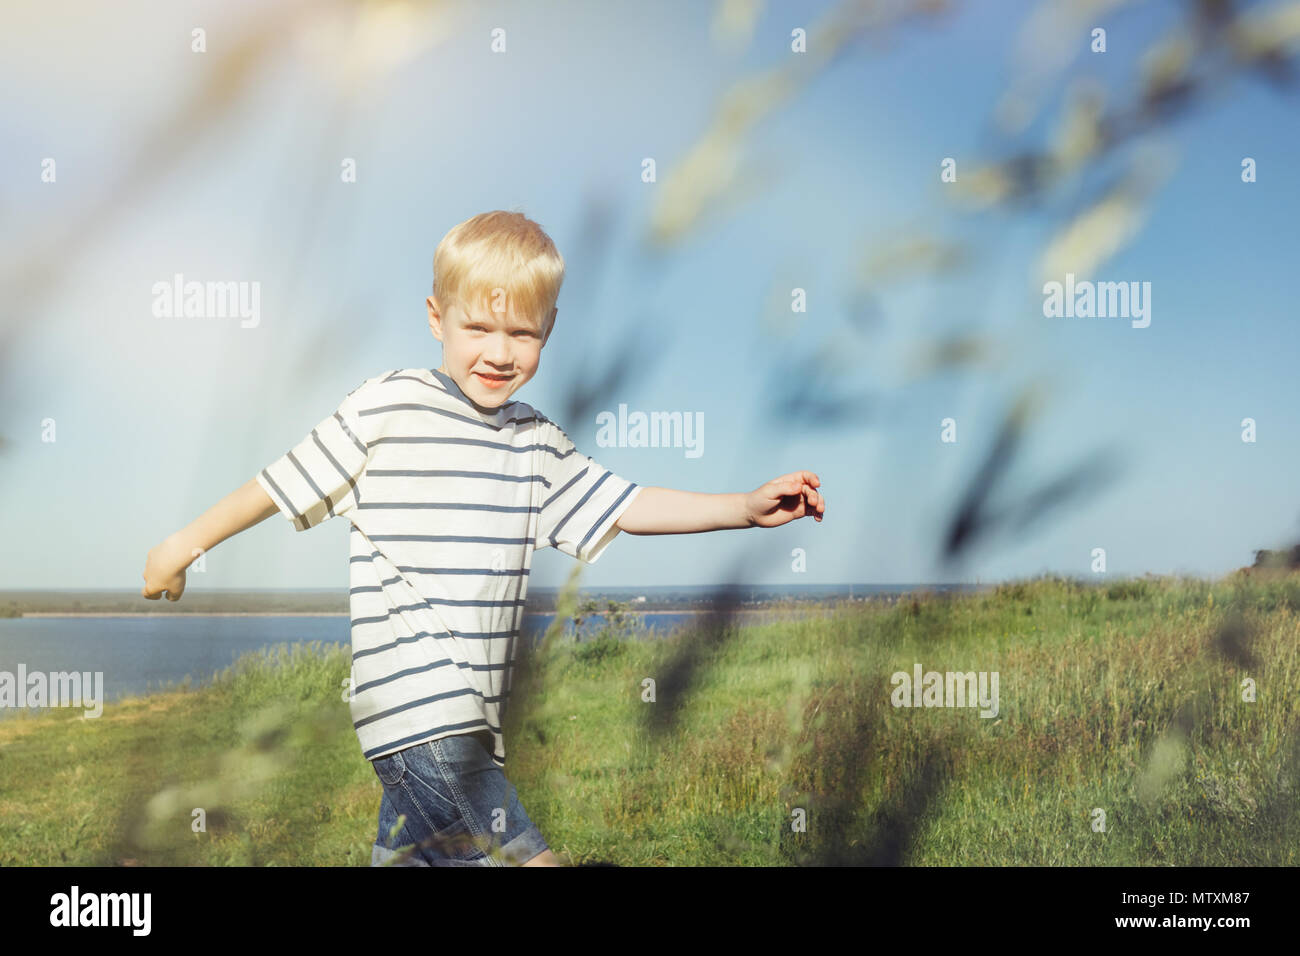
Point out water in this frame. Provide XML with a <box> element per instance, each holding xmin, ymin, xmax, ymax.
<box><xmin>0</xmin><ymin>610</ymin><xmax>820</xmax><ymax>712</ymax></box>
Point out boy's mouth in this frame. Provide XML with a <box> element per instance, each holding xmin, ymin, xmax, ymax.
<box><xmin>475</xmin><ymin>372</ymin><xmax>514</xmax><ymax>389</ymax></box>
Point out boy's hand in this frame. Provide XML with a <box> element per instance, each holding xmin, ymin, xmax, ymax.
<box><xmin>141</xmin><ymin>536</ymin><xmax>193</xmax><ymax>602</ymax></box>
<box><xmin>746</xmin><ymin>471</ymin><xmax>825</xmax><ymax>528</ymax></box>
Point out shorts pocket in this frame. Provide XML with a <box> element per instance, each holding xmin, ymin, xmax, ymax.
<box><xmin>372</xmin><ymin>750</ymin><xmax>407</xmax><ymax>787</ymax></box>
<box><xmin>431</xmin><ymin>817</ymin><xmax>488</xmax><ymax>862</ymax></box>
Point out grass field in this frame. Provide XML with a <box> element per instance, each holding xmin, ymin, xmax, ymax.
<box><xmin>1</xmin><ymin>572</ymin><xmax>1296</xmax><ymax>865</ymax></box>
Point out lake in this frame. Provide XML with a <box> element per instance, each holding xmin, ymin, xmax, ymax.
<box><xmin>0</xmin><ymin>608</ymin><xmax>832</xmax><ymax>713</ymax></box>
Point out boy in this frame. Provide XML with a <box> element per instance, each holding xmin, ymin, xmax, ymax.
<box><xmin>141</xmin><ymin>210</ymin><xmax>826</xmax><ymax>867</ymax></box>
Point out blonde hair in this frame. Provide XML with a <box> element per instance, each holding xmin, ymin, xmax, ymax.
<box><xmin>432</xmin><ymin>210</ymin><xmax>565</xmax><ymax>330</ymax></box>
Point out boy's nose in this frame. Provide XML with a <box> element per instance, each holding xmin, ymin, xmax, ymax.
<box><xmin>484</xmin><ymin>336</ymin><xmax>514</xmax><ymax>363</ymax></box>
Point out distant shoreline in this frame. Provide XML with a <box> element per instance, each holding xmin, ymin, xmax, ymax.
<box><xmin>17</xmin><ymin>606</ymin><xmax>837</xmax><ymax>619</ymax></box>
<box><xmin>19</xmin><ymin>612</ymin><xmax>349</xmax><ymax>618</ymax></box>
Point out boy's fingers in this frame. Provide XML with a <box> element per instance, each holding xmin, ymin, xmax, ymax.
<box><xmin>772</xmin><ymin>473</ymin><xmax>819</xmax><ymax>496</ymax></box>
<box><xmin>766</xmin><ymin>477</ymin><xmax>824</xmax><ymax>513</ymax></box>
<box><xmin>803</xmin><ymin>485</ymin><xmax>825</xmax><ymax>517</ymax></box>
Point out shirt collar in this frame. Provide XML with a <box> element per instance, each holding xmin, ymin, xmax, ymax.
<box><xmin>428</xmin><ymin>367</ymin><xmax>514</xmax><ymax>428</ymax></box>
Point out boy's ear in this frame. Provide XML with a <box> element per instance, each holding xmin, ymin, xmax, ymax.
<box><xmin>543</xmin><ymin>307</ymin><xmax>556</xmax><ymax>347</ymax></box>
<box><xmin>427</xmin><ymin>296</ymin><xmax>443</xmax><ymax>341</ymax></box>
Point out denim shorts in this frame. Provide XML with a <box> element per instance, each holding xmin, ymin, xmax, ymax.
<box><xmin>369</xmin><ymin>730</ymin><xmax>549</xmax><ymax>867</ymax></box>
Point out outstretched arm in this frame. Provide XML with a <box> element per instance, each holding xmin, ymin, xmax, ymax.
<box><xmin>141</xmin><ymin>477</ymin><xmax>279</xmax><ymax>601</ymax></box>
<box><xmin>615</xmin><ymin>471</ymin><xmax>824</xmax><ymax>535</ymax></box>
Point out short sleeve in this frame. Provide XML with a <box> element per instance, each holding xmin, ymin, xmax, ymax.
<box><xmin>256</xmin><ymin>384</ymin><xmax>371</xmax><ymax>531</ymax></box>
<box><xmin>536</xmin><ymin>419</ymin><xmax>642</xmax><ymax>564</ymax></box>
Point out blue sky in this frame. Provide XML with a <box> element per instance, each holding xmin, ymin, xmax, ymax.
<box><xmin>2</xmin><ymin>0</ymin><xmax>1297</xmax><ymax>591</ymax></box>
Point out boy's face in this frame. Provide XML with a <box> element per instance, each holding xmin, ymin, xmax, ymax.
<box><xmin>427</xmin><ymin>294</ymin><xmax>554</xmax><ymax>407</ymax></box>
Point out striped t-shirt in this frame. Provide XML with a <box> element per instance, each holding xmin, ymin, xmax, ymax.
<box><xmin>255</xmin><ymin>367</ymin><xmax>643</xmax><ymax>767</ymax></box>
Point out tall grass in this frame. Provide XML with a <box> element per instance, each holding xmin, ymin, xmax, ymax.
<box><xmin>0</xmin><ymin>574</ymin><xmax>1295</xmax><ymax>865</ymax></box>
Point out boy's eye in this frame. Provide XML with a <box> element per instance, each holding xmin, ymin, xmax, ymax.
<box><xmin>468</xmin><ymin>324</ymin><xmax>533</xmax><ymax>337</ymax></box>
